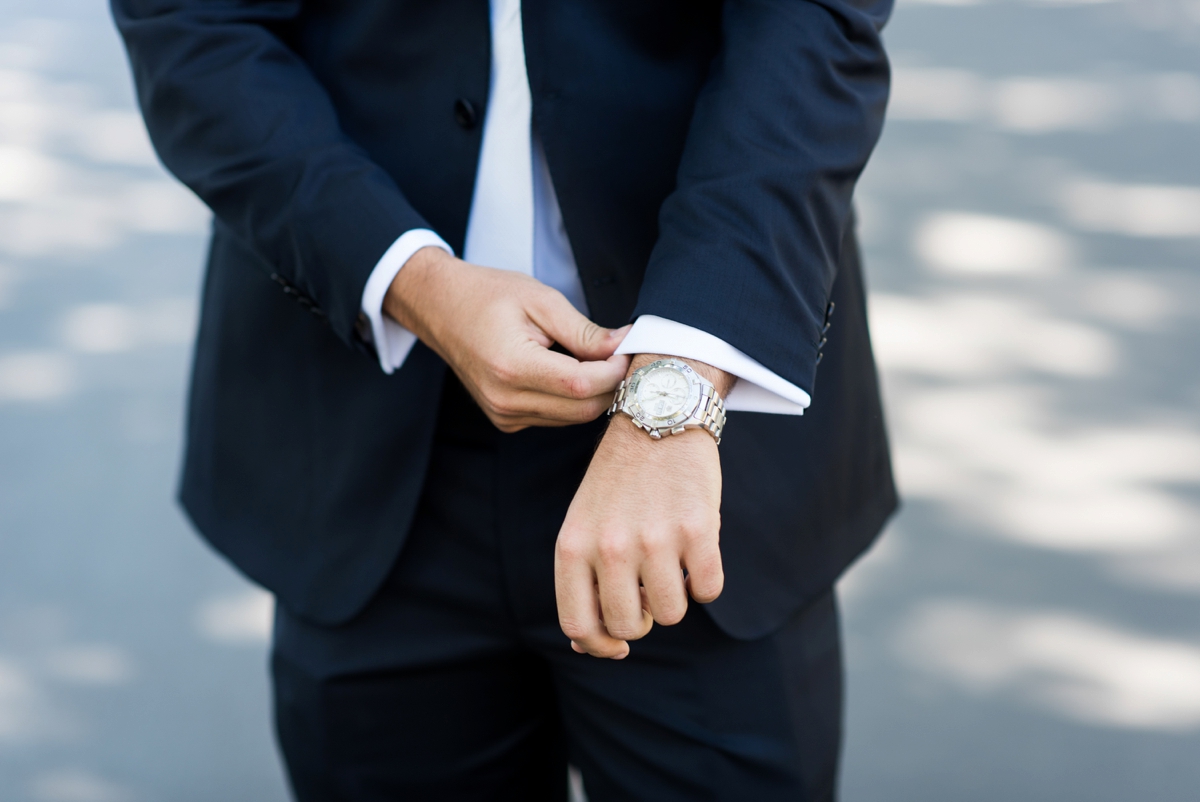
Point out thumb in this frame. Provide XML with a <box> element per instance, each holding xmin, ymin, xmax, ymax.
<box><xmin>532</xmin><ymin>292</ymin><xmax>630</xmax><ymax>361</ymax></box>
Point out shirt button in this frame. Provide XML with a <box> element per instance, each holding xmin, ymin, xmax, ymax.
<box><xmin>454</xmin><ymin>98</ymin><xmax>478</xmax><ymax>129</ymax></box>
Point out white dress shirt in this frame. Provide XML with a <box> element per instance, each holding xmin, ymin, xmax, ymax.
<box><xmin>360</xmin><ymin>0</ymin><xmax>811</xmax><ymax>415</ymax></box>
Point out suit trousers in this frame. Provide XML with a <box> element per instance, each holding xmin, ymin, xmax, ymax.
<box><xmin>270</xmin><ymin>373</ymin><xmax>845</xmax><ymax>801</ymax></box>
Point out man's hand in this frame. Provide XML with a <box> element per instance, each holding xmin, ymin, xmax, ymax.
<box><xmin>554</xmin><ymin>355</ymin><xmax>734</xmax><ymax>659</ymax></box>
<box><xmin>385</xmin><ymin>246</ymin><xmax>630</xmax><ymax>432</ymax></box>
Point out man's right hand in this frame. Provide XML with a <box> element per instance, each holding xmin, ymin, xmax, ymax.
<box><xmin>384</xmin><ymin>246</ymin><xmax>631</xmax><ymax>433</ymax></box>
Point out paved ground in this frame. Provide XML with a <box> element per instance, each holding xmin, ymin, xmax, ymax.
<box><xmin>1</xmin><ymin>1</ymin><xmax>1198</xmax><ymax>800</ymax></box>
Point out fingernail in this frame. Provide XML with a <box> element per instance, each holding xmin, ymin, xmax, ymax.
<box><xmin>609</xmin><ymin>324</ymin><xmax>632</xmax><ymax>338</ymax></box>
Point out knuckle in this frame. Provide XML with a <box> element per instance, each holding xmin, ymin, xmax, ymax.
<box><xmin>559</xmin><ymin>619</ymin><xmax>592</xmax><ymax>642</ymax></box>
<box><xmin>657</xmin><ymin>604</ymin><xmax>686</xmax><ymax>627</ymax></box>
<box><xmin>596</xmin><ymin>533</ymin><xmax>631</xmax><ymax>565</ymax></box>
<box><xmin>564</xmin><ymin>373</ymin><xmax>592</xmax><ymax>401</ymax></box>
<box><xmin>640</xmin><ymin>528</ymin><xmax>673</xmax><ymax>557</ymax></box>
<box><xmin>680</xmin><ymin>513</ymin><xmax>716</xmax><ymax>543</ymax></box>
<box><xmin>691</xmin><ymin>570</ymin><xmax>725</xmax><ymax>602</ymax></box>
<box><xmin>555</xmin><ymin>536</ymin><xmax>587</xmax><ymax>564</ymax></box>
<box><xmin>581</xmin><ymin>321</ymin><xmax>604</xmax><ymax>346</ymax></box>
<box><xmin>486</xmin><ymin>391</ymin><xmax>518</xmax><ymax>418</ymax></box>
<box><xmin>490</xmin><ymin>359</ymin><xmax>519</xmax><ymax>387</ymax></box>
<box><xmin>529</xmin><ymin>282</ymin><xmax>556</xmax><ymax>303</ymax></box>
<box><xmin>479</xmin><ymin>393</ymin><xmax>503</xmax><ymax>416</ymax></box>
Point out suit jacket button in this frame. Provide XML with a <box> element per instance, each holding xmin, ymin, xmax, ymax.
<box><xmin>454</xmin><ymin>98</ymin><xmax>478</xmax><ymax>129</ymax></box>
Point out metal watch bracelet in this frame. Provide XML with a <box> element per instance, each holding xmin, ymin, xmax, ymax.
<box><xmin>609</xmin><ymin>376</ymin><xmax>727</xmax><ymax>445</ymax></box>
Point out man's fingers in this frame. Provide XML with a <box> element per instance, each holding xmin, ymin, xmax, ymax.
<box><xmin>596</xmin><ymin>562</ymin><xmax>653</xmax><ymax>642</ymax></box>
<box><xmin>518</xmin><ymin>346</ymin><xmax>628</xmax><ymax>401</ymax></box>
<box><xmin>683</xmin><ymin>539</ymin><xmax>725</xmax><ymax>604</ymax></box>
<box><xmin>555</xmin><ymin>540</ymin><xmax>631</xmax><ymax>659</ymax></box>
<box><xmin>640</xmin><ymin>558</ymin><xmax>689</xmax><ymax>626</ymax></box>
<box><xmin>530</xmin><ymin>291</ymin><xmax>630</xmax><ymax>361</ymax></box>
<box><xmin>503</xmin><ymin>389</ymin><xmax>613</xmax><ymax>424</ymax></box>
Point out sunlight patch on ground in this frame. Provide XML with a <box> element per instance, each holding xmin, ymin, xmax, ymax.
<box><xmin>196</xmin><ymin>590</ymin><xmax>275</xmax><ymax>645</ymax></box>
<box><xmin>60</xmin><ymin>299</ymin><xmax>197</xmax><ymax>354</ymax></box>
<box><xmin>44</xmin><ymin>645</ymin><xmax>136</xmax><ymax>687</ymax></box>
<box><xmin>891</xmin><ymin>67</ymin><xmax>1200</xmax><ymax>129</ymax></box>
<box><xmin>1145</xmin><ymin>72</ymin><xmax>1200</xmax><ymax>121</ymax></box>
<box><xmin>1111</xmin><ymin>548</ymin><xmax>1200</xmax><ymax>595</ymax></box>
<box><xmin>900</xmin><ymin>0</ymin><xmax>1121</xmax><ymax>4</ymax></box>
<box><xmin>0</xmin><ymin>176</ymin><xmax>208</xmax><ymax>257</ymax></box>
<box><xmin>0</xmin><ymin>145</ymin><xmax>63</xmax><ymax>201</ymax></box>
<box><xmin>993</xmin><ymin>78</ymin><xmax>1119</xmax><ymax>132</ymax></box>
<box><xmin>0</xmin><ymin>261</ymin><xmax>16</xmax><ymax>308</ymax></box>
<box><xmin>73</xmin><ymin>110</ymin><xmax>159</xmax><ymax>168</ymax></box>
<box><xmin>0</xmin><ymin>656</ymin><xmax>40</xmax><ymax>741</ymax></box>
<box><xmin>0</xmin><ymin>351</ymin><xmax>75</xmax><ymax>402</ymax></box>
<box><xmin>0</xmin><ymin>58</ymin><xmax>208</xmax><ymax>259</ymax></box>
<box><xmin>61</xmin><ymin>305</ymin><xmax>136</xmax><ymax>354</ymax></box>
<box><xmin>1063</xmin><ymin>180</ymin><xmax>1200</xmax><ymax>238</ymax></box>
<box><xmin>0</xmin><ymin>298</ymin><xmax>196</xmax><ymax>400</ymax></box>
<box><xmin>883</xmin><ymin>382</ymin><xmax>1200</xmax><ymax>552</ymax></box>
<box><xmin>1080</xmin><ymin>273</ymin><xmax>1178</xmax><ymax>329</ymax></box>
<box><xmin>870</xmin><ymin>293</ymin><xmax>1115</xmax><ymax>378</ymax></box>
<box><xmin>29</xmin><ymin>768</ymin><xmax>134</xmax><ymax>802</ymax></box>
<box><xmin>870</xmin><ymin>262</ymin><xmax>1200</xmax><ymax>556</ymax></box>
<box><xmin>896</xmin><ymin>599</ymin><xmax>1200</xmax><ymax>731</ymax></box>
<box><xmin>0</xmin><ymin>655</ymin><xmax>75</xmax><ymax>745</ymax></box>
<box><xmin>914</xmin><ymin>213</ymin><xmax>1072</xmax><ymax>275</ymax></box>
<box><xmin>887</xmin><ymin>68</ymin><xmax>987</xmax><ymax>121</ymax></box>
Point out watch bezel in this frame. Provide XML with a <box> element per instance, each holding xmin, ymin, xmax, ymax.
<box><xmin>624</xmin><ymin>359</ymin><xmax>703</xmax><ymax>432</ymax></box>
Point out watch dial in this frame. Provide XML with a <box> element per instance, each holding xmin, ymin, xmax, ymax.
<box><xmin>634</xmin><ymin>366</ymin><xmax>690</xmax><ymax>421</ymax></box>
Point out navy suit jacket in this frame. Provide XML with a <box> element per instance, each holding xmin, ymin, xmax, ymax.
<box><xmin>113</xmin><ymin>0</ymin><xmax>898</xmax><ymax>638</ymax></box>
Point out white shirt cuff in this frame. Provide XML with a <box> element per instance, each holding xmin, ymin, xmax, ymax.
<box><xmin>361</xmin><ymin>229</ymin><xmax>454</xmax><ymax>374</ymax></box>
<box><xmin>614</xmin><ymin>315</ymin><xmax>812</xmax><ymax>415</ymax></box>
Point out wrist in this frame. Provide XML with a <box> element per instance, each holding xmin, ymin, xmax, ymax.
<box><xmin>383</xmin><ymin>245</ymin><xmax>459</xmax><ymax>339</ymax></box>
<box><xmin>611</xmin><ymin>355</ymin><xmax>729</xmax><ymax>446</ymax></box>
<box><xmin>604</xmin><ymin>404</ymin><xmax>717</xmax><ymax>452</ymax></box>
<box><xmin>627</xmin><ymin>353</ymin><xmax>735</xmax><ymax>397</ymax></box>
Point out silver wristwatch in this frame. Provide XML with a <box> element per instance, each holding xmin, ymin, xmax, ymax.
<box><xmin>609</xmin><ymin>358</ymin><xmax>727</xmax><ymax>444</ymax></box>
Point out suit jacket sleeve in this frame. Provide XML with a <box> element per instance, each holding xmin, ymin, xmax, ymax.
<box><xmin>110</xmin><ymin>0</ymin><xmax>431</xmax><ymax>347</ymax></box>
<box><xmin>632</xmin><ymin>0</ymin><xmax>893</xmax><ymax>397</ymax></box>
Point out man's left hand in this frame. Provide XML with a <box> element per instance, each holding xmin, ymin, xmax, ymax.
<box><xmin>554</xmin><ymin>355</ymin><xmax>733</xmax><ymax>659</ymax></box>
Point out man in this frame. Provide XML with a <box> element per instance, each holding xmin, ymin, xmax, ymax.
<box><xmin>113</xmin><ymin>0</ymin><xmax>897</xmax><ymax>799</ymax></box>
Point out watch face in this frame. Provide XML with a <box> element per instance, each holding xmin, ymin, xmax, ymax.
<box><xmin>629</xmin><ymin>363</ymin><xmax>700</xmax><ymax>428</ymax></box>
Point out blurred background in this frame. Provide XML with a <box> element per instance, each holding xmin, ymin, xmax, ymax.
<box><xmin>1</xmin><ymin>0</ymin><xmax>1198</xmax><ymax>800</ymax></box>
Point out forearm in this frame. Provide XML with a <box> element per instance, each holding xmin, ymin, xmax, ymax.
<box><xmin>113</xmin><ymin>0</ymin><xmax>427</xmax><ymax>345</ymax></box>
<box><xmin>632</xmin><ymin>0</ymin><xmax>892</xmax><ymax>395</ymax></box>
<box><xmin>382</xmin><ymin>246</ymin><xmax>468</xmax><ymax>358</ymax></box>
